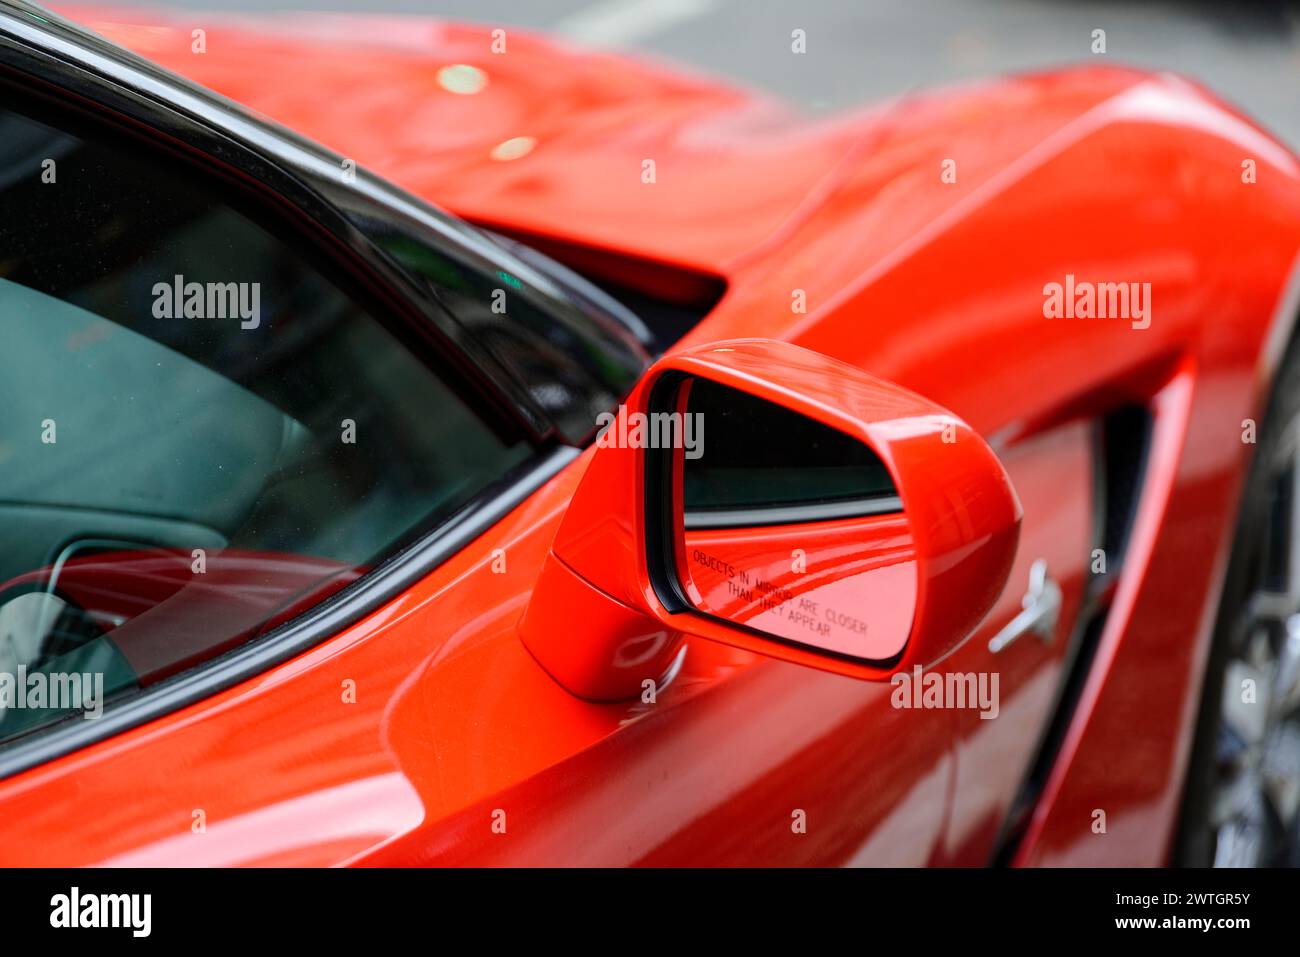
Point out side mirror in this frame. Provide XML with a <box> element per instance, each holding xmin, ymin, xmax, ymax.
<box><xmin>521</xmin><ymin>339</ymin><xmax>1021</xmax><ymax>699</ymax></box>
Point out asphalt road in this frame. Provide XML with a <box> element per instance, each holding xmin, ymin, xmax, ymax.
<box><xmin>145</xmin><ymin>0</ymin><xmax>1300</xmax><ymax>147</ymax></box>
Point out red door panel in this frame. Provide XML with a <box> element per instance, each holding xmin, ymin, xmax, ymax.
<box><xmin>939</xmin><ymin>421</ymin><xmax>1094</xmax><ymax>863</ymax></box>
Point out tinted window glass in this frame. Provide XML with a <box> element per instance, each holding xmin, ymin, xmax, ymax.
<box><xmin>0</xmin><ymin>102</ymin><xmax>533</xmax><ymax>744</ymax></box>
<box><xmin>682</xmin><ymin>378</ymin><xmax>897</xmax><ymax>520</ymax></box>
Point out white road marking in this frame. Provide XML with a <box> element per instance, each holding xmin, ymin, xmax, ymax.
<box><xmin>554</xmin><ymin>0</ymin><xmax>720</xmax><ymax>46</ymax></box>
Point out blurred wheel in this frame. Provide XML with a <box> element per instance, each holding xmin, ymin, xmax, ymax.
<box><xmin>1179</xmin><ymin>344</ymin><xmax>1300</xmax><ymax>866</ymax></box>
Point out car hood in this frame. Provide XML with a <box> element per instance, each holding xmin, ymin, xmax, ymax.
<box><xmin>53</xmin><ymin>5</ymin><xmax>880</xmax><ymax>276</ymax></box>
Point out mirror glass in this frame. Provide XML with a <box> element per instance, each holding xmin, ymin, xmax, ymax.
<box><xmin>663</xmin><ymin>376</ymin><xmax>917</xmax><ymax>662</ymax></box>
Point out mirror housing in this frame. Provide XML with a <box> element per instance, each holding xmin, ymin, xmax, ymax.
<box><xmin>521</xmin><ymin>339</ymin><xmax>1020</xmax><ymax>699</ymax></box>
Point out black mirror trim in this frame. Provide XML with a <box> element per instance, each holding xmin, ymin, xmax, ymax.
<box><xmin>682</xmin><ymin>495</ymin><xmax>904</xmax><ymax>530</ymax></box>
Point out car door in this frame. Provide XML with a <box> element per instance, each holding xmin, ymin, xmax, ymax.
<box><xmin>939</xmin><ymin>422</ymin><xmax>1096</xmax><ymax>862</ymax></box>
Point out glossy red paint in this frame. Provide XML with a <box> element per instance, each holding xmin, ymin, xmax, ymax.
<box><xmin>1</xmin><ymin>5</ymin><xmax>1297</xmax><ymax>866</ymax></box>
<box><xmin>55</xmin><ymin>5</ymin><xmax>865</xmax><ymax>279</ymax></box>
<box><xmin>520</xmin><ymin>551</ymin><xmax>683</xmax><ymax>702</ymax></box>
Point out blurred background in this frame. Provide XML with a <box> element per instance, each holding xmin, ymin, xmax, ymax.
<box><xmin>150</xmin><ymin>0</ymin><xmax>1300</xmax><ymax>147</ymax></box>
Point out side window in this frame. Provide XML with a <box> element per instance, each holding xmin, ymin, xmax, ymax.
<box><xmin>0</xmin><ymin>101</ymin><xmax>534</xmax><ymax>744</ymax></box>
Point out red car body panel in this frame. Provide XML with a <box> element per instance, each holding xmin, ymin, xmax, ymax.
<box><xmin>3</xmin><ymin>5</ymin><xmax>1299</xmax><ymax>865</ymax></box>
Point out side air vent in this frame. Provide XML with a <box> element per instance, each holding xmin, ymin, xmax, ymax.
<box><xmin>1096</xmin><ymin>404</ymin><xmax>1153</xmax><ymax>582</ymax></box>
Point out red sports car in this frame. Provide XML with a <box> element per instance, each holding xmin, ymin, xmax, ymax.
<box><xmin>1</xmin><ymin>1</ymin><xmax>1298</xmax><ymax>868</ymax></box>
